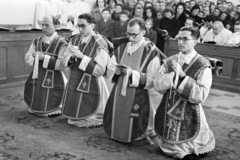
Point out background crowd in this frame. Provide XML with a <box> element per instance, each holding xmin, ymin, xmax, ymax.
<box><xmin>36</xmin><ymin>0</ymin><xmax>240</xmax><ymax>51</ymax></box>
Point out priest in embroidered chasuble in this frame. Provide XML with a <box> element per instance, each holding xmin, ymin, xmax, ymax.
<box><xmin>153</xmin><ymin>28</ymin><xmax>215</xmax><ymax>160</ymax></box>
<box><xmin>24</xmin><ymin>16</ymin><xmax>68</xmax><ymax>117</ymax></box>
<box><xmin>62</xmin><ymin>13</ymin><xmax>112</xmax><ymax>128</ymax></box>
<box><xmin>103</xmin><ymin>17</ymin><xmax>165</xmax><ymax>143</ymax></box>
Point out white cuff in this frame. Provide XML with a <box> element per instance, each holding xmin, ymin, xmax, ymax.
<box><xmin>177</xmin><ymin>76</ymin><xmax>189</xmax><ymax>94</ymax></box>
<box><xmin>79</xmin><ymin>55</ymin><xmax>91</xmax><ymax>71</ymax></box>
<box><xmin>43</xmin><ymin>55</ymin><xmax>51</xmax><ymax>69</ymax></box>
<box><xmin>129</xmin><ymin>70</ymin><xmax>140</xmax><ymax>87</ymax></box>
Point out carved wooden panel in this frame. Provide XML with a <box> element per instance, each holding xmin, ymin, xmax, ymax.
<box><xmin>236</xmin><ymin>59</ymin><xmax>240</xmax><ymax>81</ymax></box>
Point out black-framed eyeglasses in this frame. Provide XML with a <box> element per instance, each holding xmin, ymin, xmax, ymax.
<box><xmin>176</xmin><ymin>37</ymin><xmax>195</xmax><ymax>43</ymax></box>
<box><xmin>76</xmin><ymin>23</ymin><xmax>91</xmax><ymax>29</ymax></box>
<box><xmin>125</xmin><ymin>31</ymin><xmax>142</xmax><ymax>38</ymax></box>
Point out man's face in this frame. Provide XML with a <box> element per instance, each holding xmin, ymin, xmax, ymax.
<box><xmin>185</xmin><ymin>2</ymin><xmax>190</xmax><ymax>9</ymax></box>
<box><xmin>212</xmin><ymin>24</ymin><xmax>222</xmax><ymax>35</ymax></box>
<box><xmin>160</xmin><ymin>3</ymin><xmax>165</xmax><ymax>11</ymax></box>
<box><xmin>126</xmin><ymin>24</ymin><xmax>144</xmax><ymax>44</ymax></box>
<box><xmin>98</xmin><ymin>0</ymin><xmax>105</xmax><ymax>8</ymax></box>
<box><xmin>234</xmin><ymin>25</ymin><xmax>240</xmax><ymax>33</ymax></box>
<box><xmin>214</xmin><ymin>9</ymin><xmax>220</xmax><ymax>16</ymax></box>
<box><xmin>129</xmin><ymin>2</ymin><xmax>135</xmax><ymax>8</ymax></box>
<box><xmin>135</xmin><ymin>9</ymin><xmax>142</xmax><ymax>17</ymax></box>
<box><xmin>237</xmin><ymin>6</ymin><xmax>240</xmax><ymax>13</ymax></box>
<box><xmin>102</xmin><ymin>11</ymin><xmax>110</xmax><ymax>20</ymax></box>
<box><xmin>77</xmin><ymin>18</ymin><xmax>94</xmax><ymax>37</ymax></box>
<box><xmin>190</xmin><ymin>1</ymin><xmax>195</xmax><ymax>8</ymax></box>
<box><xmin>115</xmin><ymin>5</ymin><xmax>122</xmax><ymax>13</ymax></box>
<box><xmin>41</xmin><ymin>16</ymin><xmax>56</xmax><ymax>36</ymax></box>
<box><xmin>228</xmin><ymin>3</ymin><xmax>232</xmax><ymax>9</ymax></box>
<box><xmin>109</xmin><ymin>0</ymin><xmax>116</xmax><ymax>8</ymax></box>
<box><xmin>230</xmin><ymin>11</ymin><xmax>235</xmax><ymax>18</ymax></box>
<box><xmin>155</xmin><ymin>3</ymin><xmax>160</xmax><ymax>11</ymax></box>
<box><xmin>192</xmin><ymin>8</ymin><xmax>199</xmax><ymax>16</ymax></box>
<box><xmin>221</xmin><ymin>4</ymin><xmax>228</xmax><ymax>12</ymax></box>
<box><xmin>185</xmin><ymin>19</ymin><xmax>194</xmax><ymax>28</ymax></box>
<box><xmin>164</xmin><ymin>11</ymin><xmax>172</xmax><ymax>19</ymax></box>
<box><xmin>203</xmin><ymin>7</ymin><xmax>210</xmax><ymax>16</ymax></box>
<box><xmin>220</xmin><ymin>13</ymin><xmax>227</xmax><ymax>20</ymax></box>
<box><xmin>206</xmin><ymin>21</ymin><xmax>213</xmax><ymax>29</ymax></box>
<box><xmin>176</xmin><ymin>31</ymin><xmax>196</xmax><ymax>54</ymax></box>
<box><xmin>157</xmin><ymin>12</ymin><xmax>163</xmax><ymax>19</ymax></box>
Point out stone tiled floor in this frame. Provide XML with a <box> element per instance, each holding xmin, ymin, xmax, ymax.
<box><xmin>203</xmin><ymin>89</ymin><xmax>240</xmax><ymax>117</ymax></box>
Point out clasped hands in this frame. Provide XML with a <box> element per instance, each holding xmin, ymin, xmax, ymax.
<box><xmin>115</xmin><ymin>65</ymin><xmax>132</xmax><ymax>76</ymax></box>
<box><xmin>32</xmin><ymin>52</ymin><xmax>45</xmax><ymax>60</ymax></box>
<box><xmin>68</xmin><ymin>44</ymin><xmax>84</xmax><ymax>59</ymax></box>
<box><xmin>171</xmin><ymin>60</ymin><xmax>186</xmax><ymax>78</ymax></box>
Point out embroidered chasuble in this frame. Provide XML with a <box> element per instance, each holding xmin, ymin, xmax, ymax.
<box><xmin>155</xmin><ymin>53</ymin><xmax>212</xmax><ymax>144</ymax></box>
<box><xmin>62</xmin><ymin>33</ymin><xmax>111</xmax><ymax>120</ymax></box>
<box><xmin>104</xmin><ymin>39</ymin><xmax>164</xmax><ymax>143</ymax></box>
<box><xmin>24</xmin><ymin>35</ymin><xmax>67</xmax><ymax>113</ymax></box>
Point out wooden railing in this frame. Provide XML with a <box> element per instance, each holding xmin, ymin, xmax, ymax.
<box><xmin>164</xmin><ymin>39</ymin><xmax>240</xmax><ymax>93</ymax></box>
<box><xmin>0</xmin><ymin>30</ymin><xmax>72</xmax><ymax>89</ymax></box>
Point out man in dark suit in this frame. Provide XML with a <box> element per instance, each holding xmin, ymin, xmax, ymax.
<box><xmin>94</xmin><ymin>8</ymin><xmax>114</xmax><ymax>40</ymax></box>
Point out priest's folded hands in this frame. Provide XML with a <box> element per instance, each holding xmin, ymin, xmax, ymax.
<box><xmin>32</xmin><ymin>51</ymin><xmax>44</xmax><ymax>60</ymax></box>
<box><xmin>68</xmin><ymin>45</ymin><xmax>84</xmax><ymax>59</ymax></box>
<box><xmin>115</xmin><ymin>65</ymin><xmax>132</xmax><ymax>76</ymax></box>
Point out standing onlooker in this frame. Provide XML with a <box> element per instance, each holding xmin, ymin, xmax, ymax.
<box><xmin>143</xmin><ymin>7</ymin><xmax>157</xmax><ymax>21</ymax></box>
<box><xmin>107</xmin><ymin>0</ymin><xmax>117</xmax><ymax>14</ymax></box>
<box><xmin>94</xmin><ymin>8</ymin><xmax>114</xmax><ymax>40</ymax></box>
<box><xmin>112</xmin><ymin>4</ymin><xmax>123</xmax><ymax>21</ymax></box>
<box><xmin>111</xmin><ymin>10</ymin><xmax>130</xmax><ymax>40</ymax></box>
<box><xmin>175</xmin><ymin>3</ymin><xmax>187</xmax><ymax>28</ymax></box>
<box><xmin>144</xmin><ymin>19</ymin><xmax>157</xmax><ymax>44</ymax></box>
<box><xmin>157</xmin><ymin>6</ymin><xmax>180</xmax><ymax>52</ymax></box>
<box><xmin>91</xmin><ymin>0</ymin><xmax>107</xmax><ymax>22</ymax></box>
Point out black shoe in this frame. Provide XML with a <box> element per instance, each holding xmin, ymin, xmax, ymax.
<box><xmin>182</xmin><ymin>153</ymin><xmax>207</xmax><ymax>160</ymax></box>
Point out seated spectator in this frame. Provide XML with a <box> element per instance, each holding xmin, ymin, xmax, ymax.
<box><xmin>91</xmin><ymin>0</ymin><xmax>106</xmax><ymax>22</ymax></box>
<box><xmin>199</xmin><ymin>16</ymin><xmax>215</xmax><ymax>40</ymax></box>
<box><xmin>190</xmin><ymin>5</ymin><xmax>202</xmax><ymax>25</ymax></box>
<box><xmin>202</xmin><ymin>21</ymin><xmax>232</xmax><ymax>45</ymax></box>
<box><xmin>94</xmin><ymin>8</ymin><xmax>114</xmax><ymax>40</ymax></box>
<box><xmin>144</xmin><ymin>19</ymin><xmax>157</xmax><ymax>44</ymax></box>
<box><xmin>213</xmin><ymin>8</ymin><xmax>221</xmax><ymax>18</ymax></box>
<box><xmin>133</xmin><ymin>6</ymin><xmax>144</xmax><ymax>18</ymax></box>
<box><xmin>223</xmin><ymin>20</ymin><xmax>233</xmax><ymax>32</ymax></box>
<box><xmin>107</xmin><ymin>0</ymin><xmax>117</xmax><ymax>14</ymax></box>
<box><xmin>112</xmin><ymin>4</ymin><xmax>123</xmax><ymax>21</ymax></box>
<box><xmin>111</xmin><ymin>10</ymin><xmax>130</xmax><ymax>40</ymax></box>
<box><xmin>224</xmin><ymin>21</ymin><xmax>240</xmax><ymax>47</ymax></box>
<box><xmin>143</xmin><ymin>6</ymin><xmax>157</xmax><ymax>21</ymax></box>
<box><xmin>184</xmin><ymin>17</ymin><xmax>195</xmax><ymax>28</ymax></box>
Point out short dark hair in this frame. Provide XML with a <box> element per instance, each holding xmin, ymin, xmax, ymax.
<box><xmin>128</xmin><ymin>17</ymin><xmax>146</xmax><ymax>30</ymax></box>
<box><xmin>102</xmin><ymin>7</ymin><xmax>111</xmax><ymax>14</ymax></box>
<box><xmin>186</xmin><ymin>17</ymin><xmax>195</xmax><ymax>24</ymax></box>
<box><xmin>95</xmin><ymin>0</ymin><xmax>106</xmax><ymax>7</ymax></box>
<box><xmin>78</xmin><ymin>13</ymin><xmax>96</xmax><ymax>24</ymax></box>
<box><xmin>107</xmin><ymin>0</ymin><xmax>117</xmax><ymax>5</ymax></box>
<box><xmin>180</xmin><ymin>27</ymin><xmax>200</xmax><ymax>39</ymax></box>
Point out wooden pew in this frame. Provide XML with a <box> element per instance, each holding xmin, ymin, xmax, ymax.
<box><xmin>164</xmin><ymin>39</ymin><xmax>240</xmax><ymax>93</ymax></box>
<box><xmin>0</xmin><ymin>30</ymin><xmax>71</xmax><ymax>89</ymax></box>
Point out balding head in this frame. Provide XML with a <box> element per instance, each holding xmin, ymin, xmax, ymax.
<box><xmin>41</xmin><ymin>15</ymin><xmax>57</xmax><ymax>36</ymax></box>
<box><xmin>212</xmin><ymin>21</ymin><xmax>224</xmax><ymax>35</ymax></box>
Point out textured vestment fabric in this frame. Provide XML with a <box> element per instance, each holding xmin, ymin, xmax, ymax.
<box><xmin>104</xmin><ymin>38</ymin><xmax>164</xmax><ymax>143</ymax></box>
<box><xmin>154</xmin><ymin>52</ymin><xmax>215</xmax><ymax>159</ymax></box>
<box><xmin>62</xmin><ymin>33</ymin><xmax>111</xmax><ymax>121</ymax></box>
<box><xmin>24</xmin><ymin>35</ymin><xmax>67</xmax><ymax>114</ymax></box>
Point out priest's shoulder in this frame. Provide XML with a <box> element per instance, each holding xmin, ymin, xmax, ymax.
<box><xmin>144</xmin><ymin>40</ymin><xmax>166</xmax><ymax>60</ymax></box>
<box><xmin>67</xmin><ymin>34</ymin><xmax>82</xmax><ymax>42</ymax></box>
<box><xmin>92</xmin><ymin>33</ymin><xmax>110</xmax><ymax>48</ymax></box>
